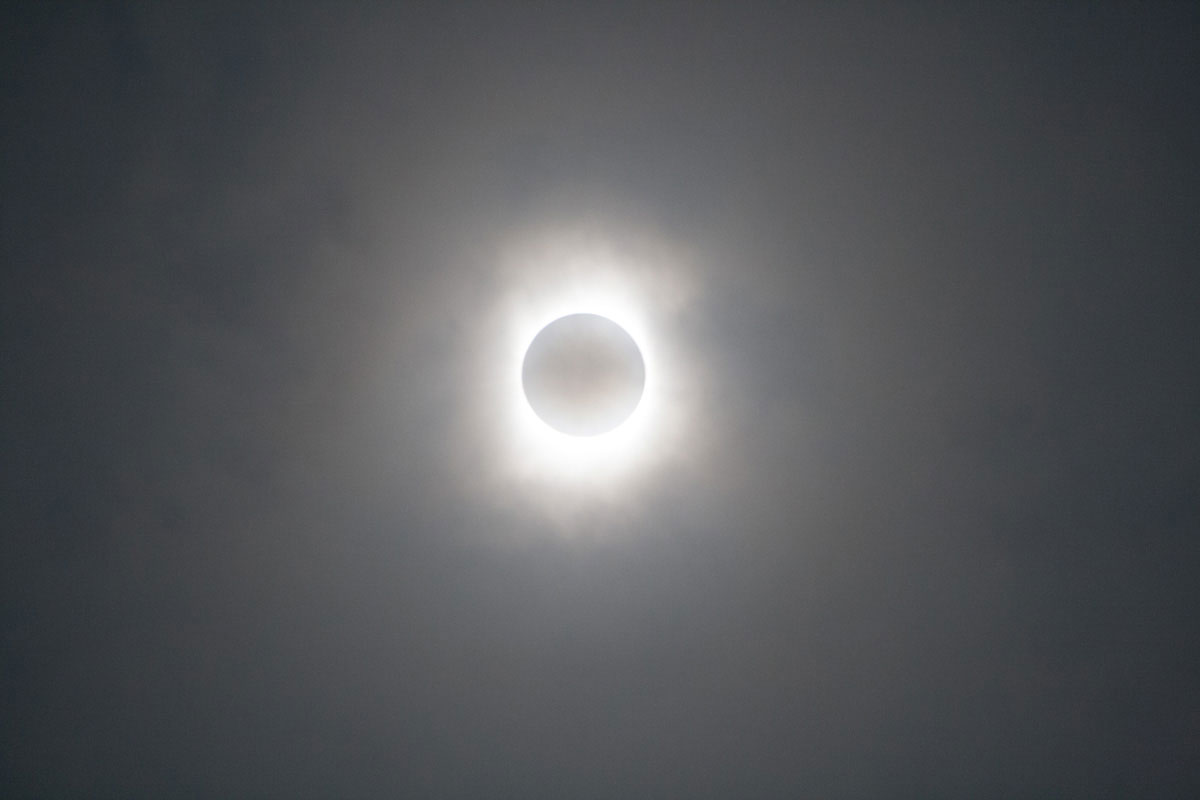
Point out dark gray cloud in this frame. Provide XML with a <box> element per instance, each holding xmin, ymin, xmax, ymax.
<box><xmin>3</xmin><ymin>2</ymin><xmax>1198</xmax><ymax>796</ymax></box>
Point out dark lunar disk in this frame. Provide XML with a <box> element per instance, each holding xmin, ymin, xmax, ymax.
<box><xmin>521</xmin><ymin>313</ymin><xmax>646</xmax><ymax>436</ymax></box>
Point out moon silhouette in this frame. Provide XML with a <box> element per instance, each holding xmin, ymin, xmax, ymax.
<box><xmin>521</xmin><ymin>313</ymin><xmax>646</xmax><ymax>436</ymax></box>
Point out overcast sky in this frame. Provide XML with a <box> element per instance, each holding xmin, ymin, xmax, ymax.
<box><xmin>3</xmin><ymin>2</ymin><xmax>1199</xmax><ymax>796</ymax></box>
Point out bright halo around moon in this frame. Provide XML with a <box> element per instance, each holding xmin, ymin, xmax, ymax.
<box><xmin>491</xmin><ymin>229</ymin><xmax>695</xmax><ymax>495</ymax></box>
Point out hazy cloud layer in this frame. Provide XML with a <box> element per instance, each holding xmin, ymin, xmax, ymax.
<box><xmin>3</xmin><ymin>3</ymin><xmax>1198</xmax><ymax>796</ymax></box>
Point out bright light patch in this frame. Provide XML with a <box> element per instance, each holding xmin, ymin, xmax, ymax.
<box><xmin>486</xmin><ymin>228</ymin><xmax>695</xmax><ymax>497</ymax></box>
<box><xmin>507</xmin><ymin>276</ymin><xmax>660</xmax><ymax>482</ymax></box>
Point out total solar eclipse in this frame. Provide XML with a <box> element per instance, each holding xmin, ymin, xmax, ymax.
<box><xmin>521</xmin><ymin>313</ymin><xmax>646</xmax><ymax>436</ymax></box>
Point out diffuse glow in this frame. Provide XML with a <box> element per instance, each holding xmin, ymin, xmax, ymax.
<box><xmin>507</xmin><ymin>276</ymin><xmax>661</xmax><ymax>481</ymax></box>
<box><xmin>486</xmin><ymin>227</ymin><xmax>696</xmax><ymax>496</ymax></box>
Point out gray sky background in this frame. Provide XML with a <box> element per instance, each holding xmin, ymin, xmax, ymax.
<box><xmin>3</xmin><ymin>3</ymin><xmax>1199</xmax><ymax>796</ymax></box>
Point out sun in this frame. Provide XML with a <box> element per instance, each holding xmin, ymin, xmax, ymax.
<box><xmin>506</xmin><ymin>279</ymin><xmax>662</xmax><ymax>484</ymax></box>
<box><xmin>486</xmin><ymin>227</ymin><xmax>695</xmax><ymax>496</ymax></box>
